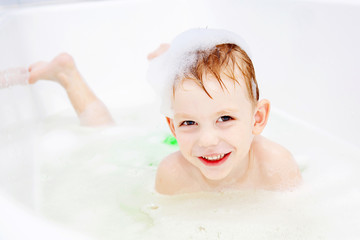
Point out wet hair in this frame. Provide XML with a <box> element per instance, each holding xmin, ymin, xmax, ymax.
<box><xmin>174</xmin><ymin>43</ymin><xmax>259</xmax><ymax>106</ymax></box>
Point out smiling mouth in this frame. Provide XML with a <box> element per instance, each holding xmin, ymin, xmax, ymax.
<box><xmin>198</xmin><ymin>152</ymin><xmax>231</xmax><ymax>166</ymax></box>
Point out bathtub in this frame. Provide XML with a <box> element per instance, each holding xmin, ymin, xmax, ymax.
<box><xmin>1</xmin><ymin>0</ymin><xmax>360</xmax><ymax>239</ymax></box>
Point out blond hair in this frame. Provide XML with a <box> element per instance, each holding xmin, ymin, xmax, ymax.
<box><xmin>174</xmin><ymin>43</ymin><xmax>259</xmax><ymax>105</ymax></box>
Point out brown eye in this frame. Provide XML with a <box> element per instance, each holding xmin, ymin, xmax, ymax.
<box><xmin>218</xmin><ymin>116</ymin><xmax>233</xmax><ymax>122</ymax></box>
<box><xmin>181</xmin><ymin>120</ymin><xmax>197</xmax><ymax>126</ymax></box>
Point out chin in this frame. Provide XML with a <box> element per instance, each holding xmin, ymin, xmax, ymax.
<box><xmin>201</xmin><ymin>169</ymin><xmax>232</xmax><ymax>182</ymax></box>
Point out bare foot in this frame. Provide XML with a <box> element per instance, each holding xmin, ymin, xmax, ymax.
<box><xmin>147</xmin><ymin>43</ymin><xmax>170</xmax><ymax>60</ymax></box>
<box><xmin>28</xmin><ymin>53</ymin><xmax>79</xmax><ymax>89</ymax></box>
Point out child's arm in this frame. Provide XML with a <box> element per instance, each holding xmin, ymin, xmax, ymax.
<box><xmin>147</xmin><ymin>44</ymin><xmax>170</xmax><ymax>60</ymax></box>
<box><xmin>253</xmin><ymin>135</ymin><xmax>302</xmax><ymax>190</ymax></box>
<box><xmin>28</xmin><ymin>53</ymin><xmax>115</xmax><ymax>126</ymax></box>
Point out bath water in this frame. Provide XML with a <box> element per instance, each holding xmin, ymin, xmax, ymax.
<box><xmin>33</xmin><ymin>104</ymin><xmax>360</xmax><ymax>240</ymax></box>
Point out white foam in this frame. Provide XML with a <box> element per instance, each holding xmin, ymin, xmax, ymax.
<box><xmin>147</xmin><ymin>28</ymin><xmax>252</xmax><ymax>117</ymax></box>
<box><xmin>0</xmin><ymin>67</ymin><xmax>29</xmax><ymax>89</ymax></box>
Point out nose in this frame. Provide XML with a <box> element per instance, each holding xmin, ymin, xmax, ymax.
<box><xmin>197</xmin><ymin>127</ymin><xmax>220</xmax><ymax>148</ymax></box>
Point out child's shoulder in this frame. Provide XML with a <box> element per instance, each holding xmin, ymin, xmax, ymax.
<box><xmin>155</xmin><ymin>151</ymin><xmax>195</xmax><ymax>195</ymax></box>
<box><xmin>252</xmin><ymin>135</ymin><xmax>302</xmax><ymax>190</ymax></box>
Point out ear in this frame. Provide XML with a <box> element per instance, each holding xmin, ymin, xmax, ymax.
<box><xmin>166</xmin><ymin>117</ymin><xmax>176</xmax><ymax>138</ymax></box>
<box><xmin>252</xmin><ymin>99</ymin><xmax>271</xmax><ymax>135</ymax></box>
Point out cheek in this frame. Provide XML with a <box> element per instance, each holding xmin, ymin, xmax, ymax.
<box><xmin>175</xmin><ymin>131</ymin><xmax>195</xmax><ymax>153</ymax></box>
<box><xmin>222</xmin><ymin>122</ymin><xmax>253</xmax><ymax>145</ymax></box>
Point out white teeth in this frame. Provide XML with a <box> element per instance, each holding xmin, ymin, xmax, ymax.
<box><xmin>202</xmin><ymin>154</ymin><xmax>225</xmax><ymax>161</ymax></box>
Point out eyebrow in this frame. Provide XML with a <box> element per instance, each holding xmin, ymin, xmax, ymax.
<box><xmin>174</xmin><ymin>108</ymin><xmax>239</xmax><ymax>119</ymax></box>
<box><xmin>174</xmin><ymin>113</ymin><xmax>194</xmax><ymax>119</ymax></box>
<box><xmin>215</xmin><ymin>109</ymin><xmax>239</xmax><ymax>116</ymax></box>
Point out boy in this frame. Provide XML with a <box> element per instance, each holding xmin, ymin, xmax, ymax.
<box><xmin>27</xmin><ymin>28</ymin><xmax>301</xmax><ymax>195</ymax></box>
<box><xmin>147</xmin><ymin>29</ymin><xmax>302</xmax><ymax>195</ymax></box>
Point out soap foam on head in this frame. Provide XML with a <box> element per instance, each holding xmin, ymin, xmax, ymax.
<box><xmin>147</xmin><ymin>28</ymin><xmax>252</xmax><ymax>117</ymax></box>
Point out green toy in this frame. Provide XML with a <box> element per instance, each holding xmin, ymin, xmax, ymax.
<box><xmin>163</xmin><ymin>134</ymin><xmax>178</xmax><ymax>146</ymax></box>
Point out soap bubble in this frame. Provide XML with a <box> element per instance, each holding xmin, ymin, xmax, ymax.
<box><xmin>147</xmin><ymin>28</ymin><xmax>252</xmax><ymax>117</ymax></box>
<box><xmin>0</xmin><ymin>67</ymin><xmax>29</xmax><ymax>89</ymax></box>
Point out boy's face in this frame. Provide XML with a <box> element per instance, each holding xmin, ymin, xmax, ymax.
<box><xmin>169</xmin><ymin>72</ymin><xmax>256</xmax><ymax>182</ymax></box>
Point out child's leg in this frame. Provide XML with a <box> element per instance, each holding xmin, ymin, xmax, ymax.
<box><xmin>29</xmin><ymin>53</ymin><xmax>115</xmax><ymax>126</ymax></box>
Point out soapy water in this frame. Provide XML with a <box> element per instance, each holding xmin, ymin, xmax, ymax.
<box><xmin>0</xmin><ymin>67</ymin><xmax>29</xmax><ymax>89</ymax></box>
<box><xmin>32</xmin><ymin>104</ymin><xmax>360</xmax><ymax>240</ymax></box>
